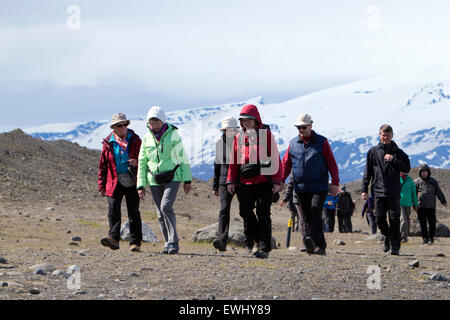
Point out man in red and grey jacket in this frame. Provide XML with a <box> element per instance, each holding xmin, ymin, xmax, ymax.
<box><xmin>281</xmin><ymin>114</ymin><xmax>339</xmax><ymax>255</ymax></box>
<box><xmin>227</xmin><ymin>104</ymin><xmax>283</xmax><ymax>259</ymax></box>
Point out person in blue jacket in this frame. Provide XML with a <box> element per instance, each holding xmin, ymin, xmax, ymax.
<box><xmin>322</xmin><ymin>187</ymin><xmax>338</xmax><ymax>232</ymax></box>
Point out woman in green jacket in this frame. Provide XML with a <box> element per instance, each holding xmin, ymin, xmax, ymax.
<box><xmin>399</xmin><ymin>172</ymin><xmax>418</xmax><ymax>242</ymax></box>
<box><xmin>137</xmin><ymin>106</ymin><xmax>192</xmax><ymax>254</ymax></box>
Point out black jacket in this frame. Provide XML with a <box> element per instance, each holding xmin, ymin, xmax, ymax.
<box><xmin>362</xmin><ymin>141</ymin><xmax>410</xmax><ymax>197</ymax></box>
<box><xmin>213</xmin><ymin>134</ymin><xmax>236</xmax><ymax>191</ymax></box>
<box><xmin>414</xmin><ymin>163</ymin><xmax>447</xmax><ymax>208</ymax></box>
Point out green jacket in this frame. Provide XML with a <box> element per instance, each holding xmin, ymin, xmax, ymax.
<box><xmin>400</xmin><ymin>174</ymin><xmax>418</xmax><ymax>207</ymax></box>
<box><xmin>137</xmin><ymin>123</ymin><xmax>192</xmax><ymax>187</ymax></box>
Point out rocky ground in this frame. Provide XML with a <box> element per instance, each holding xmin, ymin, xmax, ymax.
<box><xmin>0</xmin><ymin>130</ymin><xmax>449</xmax><ymax>300</ymax></box>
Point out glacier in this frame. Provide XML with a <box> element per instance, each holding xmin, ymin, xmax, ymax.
<box><xmin>23</xmin><ymin>71</ymin><xmax>450</xmax><ymax>183</ymax></box>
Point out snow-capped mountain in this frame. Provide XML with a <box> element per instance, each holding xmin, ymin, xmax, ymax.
<box><xmin>24</xmin><ymin>70</ymin><xmax>450</xmax><ymax>183</ymax></box>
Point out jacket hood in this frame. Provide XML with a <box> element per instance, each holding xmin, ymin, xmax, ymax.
<box><xmin>418</xmin><ymin>163</ymin><xmax>431</xmax><ymax>178</ymax></box>
<box><xmin>239</xmin><ymin>104</ymin><xmax>263</xmax><ymax>129</ymax></box>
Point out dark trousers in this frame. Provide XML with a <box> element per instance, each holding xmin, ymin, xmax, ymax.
<box><xmin>323</xmin><ymin>208</ymin><xmax>336</xmax><ymax>232</ymax></box>
<box><xmin>374</xmin><ymin>196</ymin><xmax>401</xmax><ymax>250</ymax></box>
<box><xmin>417</xmin><ymin>208</ymin><xmax>436</xmax><ymax>241</ymax></box>
<box><xmin>237</xmin><ymin>182</ymin><xmax>273</xmax><ymax>252</ymax></box>
<box><xmin>337</xmin><ymin>212</ymin><xmax>352</xmax><ymax>233</ymax></box>
<box><xmin>217</xmin><ymin>186</ymin><xmax>236</xmax><ymax>244</ymax></box>
<box><xmin>296</xmin><ymin>191</ymin><xmax>328</xmax><ymax>250</ymax></box>
<box><xmin>107</xmin><ymin>182</ymin><xmax>142</xmax><ymax>246</ymax></box>
<box><xmin>366</xmin><ymin>212</ymin><xmax>377</xmax><ymax>234</ymax></box>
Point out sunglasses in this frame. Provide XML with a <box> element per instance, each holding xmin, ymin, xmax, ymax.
<box><xmin>115</xmin><ymin>123</ymin><xmax>129</xmax><ymax>128</ymax></box>
<box><xmin>296</xmin><ymin>125</ymin><xmax>309</xmax><ymax>130</ymax></box>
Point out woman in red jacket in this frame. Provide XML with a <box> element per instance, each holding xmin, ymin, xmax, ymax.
<box><xmin>98</xmin><ymin>113</ymin><xmax>143</xmax><ymax>252</ymax></box>
<box><xmin>227</xmin><ymin>104</ymin><xmax>283</xmax><ymax>259</ymax></box>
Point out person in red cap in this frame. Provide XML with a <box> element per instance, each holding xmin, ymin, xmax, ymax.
<box><xmin>227</xmin><ymin>104</ymin><xmax>283</xmax><ymax>259</ymax></box>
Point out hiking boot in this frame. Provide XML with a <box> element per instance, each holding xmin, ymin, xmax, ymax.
<box><xmin>130</xmin><ymin>244</ymin><xmax>141</xmax><ymax>252</ymax></box>
<box><xmin>390</xmin><ymin>248</ymin><xmax>400</xmax><ymax>255</ymax></box>
<box><xmin>422</xmin><ymin>238</ymin><xmax>429</xmax><ymax>244</ymax></box>
<box><xmin>314</xmin><ymin>247</ymin><xmax>326</xmax><ymax>256</ymax></box>
<box><xmin>382</xmin><ymin>238</ymin><xmax>391</xmax><ymax>253</ymax></box>
<box><xmin>101</xmin><ymin>237</ymin><xmax>120</xmax><ymax>250</ymax></box>
<box><xmin>299</xmin><ymin>246</ymin><xmax>308</xmax><ymax>253</ymax></box>
<box><xmin>168</xmin><ymin>243</ymin><xmax>179</xmax><ymax>254</ymax></box>
<box><xmin>401</xmin><ymin>238</ymin><xmax>408</xmax><ymax>243</ymax></box>
<box><xmin>213</xmin><ymin>239</ymin><xmax>226</xmax><ymax>252</ymax></box>
<box><xmin>429</xmin><ymin>238</ymin><xmax>434</xmax><ymax>245</ymax></box>
<box><xmin>253</xmin><ymin>250</ymin><xmax>269</xmax><ymax>259</ymax></box>
<box><xmin>304</xmin><ymin>237</ymin><xmax>315</xmax><ymax>255</ymax></box>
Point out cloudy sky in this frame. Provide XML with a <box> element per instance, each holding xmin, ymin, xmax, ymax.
<box><xmin>1</xmin><ymin>0</ymin><xmax>450</xmax><ymax>130</ymax></box>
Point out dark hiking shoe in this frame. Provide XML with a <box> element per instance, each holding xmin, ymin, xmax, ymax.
<box><xmin>390</xmin><ymin>248</ymin><xmax>400</xmax><ymax>255</ymax></box>
<box><xmin>422</xmin><ymin>238</ymin><xmax>429</xmax><ymax>244</ymax></box>
<box><xmin>314</xmin><ymin>247</ymin><xmax>326</xmax><ymax>256</ymax></box>
<box><xmin>429</xmin><ymin>238</ymin><xmax>434</xmax><ymax>245</ymax></box>
<box><xmin>168</xmin><ymin>243</ymin><xmax>179</xmax><ymax>254</ymax></box>
<box><xmin>382</xmin><ymin>238</ymin><xmax>391</xmax><ymax>253</ymax></box>
<box><xmin>253</xmin><ymin>250</ymin><xmax>269</xmax><ymax>259</ymax></box>
<box><xmin>101</xmin><ymin>237</ymin><xmax>120</xmax><ymax>250</ymax></box>
<box><xmin>304</xmin><ymin>237</ymin><xmax>315</xmax><ymax>255</ymax></box>
<box><xmin>299</xmin><ymin>246</ymin><xmax>308</xmax><ymax>253</ymax></box>
<box><xmin>213</xmin><ymin>239</ymin><xmax>226</xmax><ymax>252</ymax></box>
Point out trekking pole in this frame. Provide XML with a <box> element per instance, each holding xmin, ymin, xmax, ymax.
<box><xmin>286</xmin><ymin>214</ymin><xmax>293</xmax><ymax>248</ymax></box>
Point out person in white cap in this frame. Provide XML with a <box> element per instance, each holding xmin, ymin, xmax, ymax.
<box><xmin>212</xmin><ymin>117</ymin><xmax>241</xmax><ymax>251</ymax></box>
<box><xmin>281</xmin><ymin>114</ymin><xmax>340</xmax><ymax>256</ymax></box>
<box><xmin>137</xmin><ymin>106</ymin><xmax>192</xmax><ymax>254</ymax></box>
<box><xmin>98</xmin><ymin>113</ymin><xmax>143</xmax><ymax>252</ymax></box>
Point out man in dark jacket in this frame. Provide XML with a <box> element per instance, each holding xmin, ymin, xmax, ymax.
<box><xmin>98</xmin><ymin>113</ymin><xmax>143</xmax><ymax>252</ymax></box>
<box><xmin>361</xmin><ymin>124</ymin><xmax>410</xmax><ymax>255</ymax></box>
<box><xmin>212</xmin><ymin>117</ymin><xmax>240</xmax><ymax>251</ymax></box>
<box><xmin>281</xmin><ymin>114</ymin><xmax>340</xmax><ymax>256</ymax></box>
<box><xmin>336</xmin><ymin>185</ymin><xmax>354</xmax><ymax>233</ymax></box>
<box><xmin>414</xmin><ymin>163</ymin><xmax>447</xmax><ymax>244</ymax></box>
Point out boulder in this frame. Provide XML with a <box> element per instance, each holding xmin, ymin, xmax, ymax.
<box><xmin>410</xmin><ymin>219</ymin><xmax>450</xmax><ymax>237</ymax></box>
<box><xmin>192</xmin><ymin>223</ymin><xmax>278</xmax><ymax>249</ymax></box>
<box><xmin>120</xmin><ymin>221</ymin><xmax>158</xmax><ymax>242</ymax></box>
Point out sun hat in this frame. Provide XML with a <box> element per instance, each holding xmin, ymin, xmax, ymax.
<box><xmin>146</xmin><ymin>106</ymin><xmax>166</xmax><ymax>123</ymax></box>
<box><xmin>110</xmin><ymin>113</ymin><xmax>130</xmax><ymax>129</ymax></box>
<box><xmin>295</xmin><ymin>114</ymin><xmax>313</xmax><ymax>127</ymax></box>
<box><xmin>220</xmin><ymin>116</ymin><xmax>239</xmax><ymax>131</ymax></box>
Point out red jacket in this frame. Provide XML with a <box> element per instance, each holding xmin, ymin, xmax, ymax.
<box><xmin>98</xmin><ymin>129</ymin><xmax>142</xmax><ymax>197</ymax></box>
<box><xmin>227</xmin><ymin>104</ymin><xmax>282</xmax><ymax>185</ymax></box>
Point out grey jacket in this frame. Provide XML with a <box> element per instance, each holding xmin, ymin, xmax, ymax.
<box><xmin>414</xmin><ymin>164</ymin><xmax>447</xmax><ymax>209</ymax></box>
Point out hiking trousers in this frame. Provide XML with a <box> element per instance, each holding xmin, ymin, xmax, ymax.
<box><xmin>150</xmin><ymin>181</ymin><xmax>180</xmax><ymax>247</ymax></box>
<box><xmin>323</xmin><ymin>208</ymin><xmax>336</xmax><ymax>232</ymax></box>
<box><xmin>107</xmin><ymin>182</ymin><xmax>142</xmax><ymax>246</ymax></box>
<box><xmin>400</xmin><ymin>206</ymin><xmax>412</xmax><ymax>240</ymax></box>
<box><xmin>417</xmin><ymin>208</ymin><xmax>437</xmax><ymax>241</ymax></box>
<box><xmin>217</xmin><ymin>186</ymin><xmax>237</xmax><ymax>244</ymax></box>
<box><xmin>237</xmin><ymin>182</ymin><xmax>273</xmax><ymax>252</ymax></box>
<box><xmin>374</xmin><ymin>196</ymin><xmax>401</xmax><ymax>250</ymax></box>
<box><xmin>296</xmin><ymin>191</ymin><xmax>328</xmax><ymax>250</ymax></box>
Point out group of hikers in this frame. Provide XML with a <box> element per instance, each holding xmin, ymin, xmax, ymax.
<box><xmin>98</xmin><ymin>104</ymin><xmax>447</xmax><ymax>258</ymax></box>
